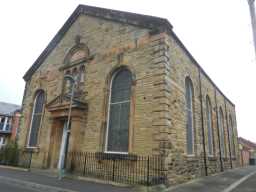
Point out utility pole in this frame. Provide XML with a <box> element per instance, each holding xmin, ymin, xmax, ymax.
<box><xmin>248</xmin><ymin>0</ymin><xmax>256</xmax><ymax>56</ymax></box>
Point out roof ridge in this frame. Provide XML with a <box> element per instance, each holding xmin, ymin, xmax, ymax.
<box><xmin>0</xmin><ymin>101</ymin><xmax>20</xmax><ymax>107</ymax></box>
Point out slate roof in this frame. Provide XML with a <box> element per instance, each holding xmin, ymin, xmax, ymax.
<box><xmin>22</xmin><ymin>4</ymin><xmax>235</xmax><ymax>106</ymax></box>
<box><xmin>239</xmin><ymin>137</ymin><xmax>256</xmax><ymax>149</ymax></box>
<box><xmin>0</xmin><ymin>102</ymin><xmax>21</xmax><ymax>116</ymax></box>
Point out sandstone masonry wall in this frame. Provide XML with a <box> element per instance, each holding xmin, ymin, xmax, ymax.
<box><xmin>165</xmin><ymin>33</ymin><xmax>239</xmax><ymax>184</ymax></box>
<box><xmin>19</xmin><ymin>12</ymin><xmax>239</xmax><ymax>184</ymax></box>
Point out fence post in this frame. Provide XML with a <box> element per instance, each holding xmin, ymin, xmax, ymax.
<box><xmin>112</xmin><ymin>159</ymin><xmax>116</xmax><ymax>181</ymax></box>
<box><xmin>28</xmin><ymin>151</ymin><xmax>33</xmax><ymax>170</ymax></box>
<box><xmin>83</xmin><ymin>152</ymin><xmax>87</xmax><ymax>176</ymax></box>
<box><xmin>147</xmin><ymin>156</ymin><xmax>150</xmax><ymax>186</ymax></box>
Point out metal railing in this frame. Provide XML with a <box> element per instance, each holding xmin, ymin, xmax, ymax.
<box><xmin>0</xmin><ymin>147</ymin><xmax>32</xmax><ymax>169</ymax></box>
<box><xmin>66</xmin><ymin>152</ymin><xmax>166</xmax><ymax>186</ymax></box>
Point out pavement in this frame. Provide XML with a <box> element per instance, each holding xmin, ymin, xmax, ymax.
<box><xmin>0</xmin><ymin>166</ymin><xmax>133</xmax><ymax>192</ymax></box>
<box><xmin>167</xmin><ymin>166</ymin><xmax>256</xmax><ymax>192</ymax></box>
<box><xmin>1</xmin><ymin>166</ymin><xmax>256</xmax><ymax>192</ymax></box>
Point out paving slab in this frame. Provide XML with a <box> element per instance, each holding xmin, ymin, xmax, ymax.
<box><xmin>167</xmin><ymin>166</ymin><xmax>256</xmax><ymax>192</ymax></box>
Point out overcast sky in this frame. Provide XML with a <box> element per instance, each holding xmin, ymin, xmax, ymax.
<box><xmin>0</xmin><ymin>0</ymin><xmax>255</xmax><ymax>141</ymax></box>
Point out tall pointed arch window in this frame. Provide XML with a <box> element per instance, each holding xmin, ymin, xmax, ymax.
<box><xmin>206</xmin><ymin>96</ymin><xmax>214</xmax><ymax>156</ymax></box>
<box><xmin>229</xmin><ymin>115</ymin><xmax>236</xmax><ymax>157</ymax></box>
<box><xmin>105</xmin><ymin>68</ymin><xmax>132</xmax><ymax>153</ymax></box>
<box><xmin>219</xmin><ymin>108</ymin><xmax>226</xmax><ymax>157</ymax></box>
<box><xmin>27</xmin><ymin>90</ymin><xmax>45</xmax><ymax>147</ymax></box>
<box><xmin>185</xmin><ymin>77</ymin><xmax>194</xmax><ymax>155</ymax></box>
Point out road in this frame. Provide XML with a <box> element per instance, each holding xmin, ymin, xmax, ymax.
<box><xmin>232</xmin><ymin>171</ymin><xmax>256</xmax><ymax>192</ymax></box>
<box><xmin>0</xmin><ymin>181</ymin><xmax>38</xmax><ymax>192</ymax></box>
<box><xmin>0</xmin><ymin>166</ymin><xmax>256</xmax><ymax>192</ymax></box>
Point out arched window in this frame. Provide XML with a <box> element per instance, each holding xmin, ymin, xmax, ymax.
<box><xmin>79</xmin><ymin>65</ymin><xmax>85</xmax><ymax>83</ymax></box>
<box><xmin>229</xmin><ymin>115</ymin><xmax>236</xmax><ymax>157</ymax></box>
<box><xmin>219</xmin><ymin>108</ymin><xmax>226</xmax><ymax>157</ymax></box>
<box><xmin>28</xmin><ymin>90</ymin><xmax>45</xmax><ymax>147</ymax></box>
<box><xmin>206</xmin><ymin>96</ymin><xmax>213</xmax><ymax>156</ymax></box>
<box><xmin>106</xmin><ymin>68</ymin><xmax>132</xmax><ymax>153</ymax></box>
<box><xmin>185</xmin><ymin>77</ymin><xmax>194</xmax><ymax>155</ymax></box>
<box><xmin>72</xmin><ymin>68</ymin><xmax>78</xmax><ymax>81</ymax></box>
<box><xmin>64</xmin><ymin>70</ymin><xmax>72</xmax><ymax>94</ymax></box>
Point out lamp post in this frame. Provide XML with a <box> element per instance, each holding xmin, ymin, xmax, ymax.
<box><xmin>248</xmin><ymin>0</ymin><xmax>256</xmax><ymax>56</ymax></box>
<box><xmin>58</xmin><ymin>75</ymin><xmax>76</xmax><ymax>179</ymax></box>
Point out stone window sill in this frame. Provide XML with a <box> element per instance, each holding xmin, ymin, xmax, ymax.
<box><xmin>185</xmin><ymin>154</ymin><xmax>198</xmax><ymax>162</ymax></box>
<box><xmin>96</xmin><ymin>152</ymin><xmax>138</xmax><ymax>161</ymax></box>
<box><xmin>25</xmin><ymin>146</ymin><xmax>40</xmax><ymax>153</ymax></box>
<box><xmin>208</xmin><ymin>156</ymin><xmax>217</xmax><ymax>161</ymax></box>
<box><xmin>222</xmin><ymin>157</ymin><xmax>229</xmax><ymax>161</ymax></box>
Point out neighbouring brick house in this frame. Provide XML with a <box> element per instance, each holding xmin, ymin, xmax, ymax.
<box><xmin>238</xmin><ymin>137</ymin><xmax>256</xmax><ymax>166</ymax></box>
<box><xmin>18</xmin><ymin>5</ymin><xmax>239</xmax><ymax>185</ymax></box>
<box><xmin>0</xmin><ymin>102</ymin><xmax>21</xmax><ymax>148</ymax></box>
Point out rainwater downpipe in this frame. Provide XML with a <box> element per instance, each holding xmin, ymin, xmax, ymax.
<box><xmin>198</xmin><ymin>69</ymin><xmax>208</xmax><ymax>176</ymax></box>
<box><xmin>224</xmin><ymin>100</ymin><xmax>233</xmax><ymax>169</ymax></box>
<box><xmin>214</xmin><ymin>90</ymin><xmax>224</xmax><ymax>172</ymax></box>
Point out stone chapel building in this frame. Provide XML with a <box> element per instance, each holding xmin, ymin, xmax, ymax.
<box><xmin>18</xmin><ymin>5</ymin><xmax>239</xmax><ymax>184</ymax></box>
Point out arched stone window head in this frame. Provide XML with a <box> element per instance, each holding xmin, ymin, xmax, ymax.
<box><xmin>27</xmin><ymin>90</ymin><xmax>45</xmax><ymax>147</ymax></box>
<box><xmin>64</xmin><ymin>43</ymin><xmax>89</xmax><ymax>65</ymax></box>
<box><xmin>185</xmin><ymin>77</ymin><xmax>194</xmax><ymax>155</ymax></box>
<box><xmin>62</xmin><ymin>41</ymin><xmax>89</xmax><ymax>95</ymax></box>
<box><xmin>105</xmin><ymin>68</ymin><xmax>132</xmax><ymax>153</ymax></box>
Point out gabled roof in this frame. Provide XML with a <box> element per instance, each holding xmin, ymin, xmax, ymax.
<box><xmin>23</xmin><ymin>4</ymin><xmax>235</xmax><ymax>106</ymax></box>
<box><xmin>23</xmin><ymin>4</ymin><xmax>172</xmax><ymax>82</ymax></box>
<box><xmin>239</xmin><ymin>137</ymin><xmax>256</xmax><ymax>149</ymax></box>
<box><xmin>0</xmin><ymin>102</ymin><xmax>20</xmax><ymax>116</ymax></box>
